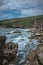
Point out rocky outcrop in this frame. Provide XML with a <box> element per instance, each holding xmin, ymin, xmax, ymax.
<box><xmin>37</xmin><ymin>44</ymin><xmax>43</xmax><ymax>65</ymax></box>
<box><xmin>3</xmin><ymin>42</ymin><xmax>18</xmax><ymax>65</ymax></box>
<box><xmin>0</xmin><ymin>36</ymin><xmax>18</xmax><ymax>65</ymax></box>
<box><xmin>0</xmin><ymin>36</ymin><xmax>6</xmax><ymax>65</ymax></box>
<box><xmin>24</xmin><ymin>44</ymin><xmax>43</xmax><ymax>65</ymax></box>
<box><xmin>27</xmin><ymin>49</ymin><xmax>39</xmax><ymax>65</ymax></box>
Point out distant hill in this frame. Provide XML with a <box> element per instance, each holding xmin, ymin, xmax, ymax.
<box><xmin>0</xmin><ymin>15</ymin><xmax>43</xmax><ymax>28</ymax></box>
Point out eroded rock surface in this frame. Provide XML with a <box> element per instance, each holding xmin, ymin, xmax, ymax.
<box><xmin>0</xmin><ymin>36</ymin><xmax>18</xmax><ymax>65</ymax></box>
<box><xmin>24</xmin><ymin>44</ymin><xmax>43</xmax><ymax>65</ymax></box>
<box><xmin>37</xmin><ymin>44</ymin><xmax>43</xmax><ymax>65</ymax></box>
<box><xmin>0</xmin><ymin>36</ymin><xmax>6</xmax><ymax>65</ymax></box>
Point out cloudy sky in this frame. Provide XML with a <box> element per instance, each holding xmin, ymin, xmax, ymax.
<box><xmin>0</xmin><ymin>0</ymin><xmax>43</xmax><ymax>20</ymax></box>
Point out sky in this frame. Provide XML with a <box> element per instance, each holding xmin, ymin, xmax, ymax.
<box><xmin>0</xmin><ymin>0</ymin><xmax>43</xmax><ymax>20</ymax></box>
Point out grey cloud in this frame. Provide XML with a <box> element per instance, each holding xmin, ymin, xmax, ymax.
<box><xmin>0</xmin><ymin>0</ymin><xmax>43</xmax><ymax>19</ymax></box>
<box><xmin>21</xmin><ymin>8</ymin><xmax>43</xmax><ymax>16</ymax></box>
<box><xmin>0</xmin><ymin>0</ymin><xmax>43</xmax><ymax>10</ymax></box>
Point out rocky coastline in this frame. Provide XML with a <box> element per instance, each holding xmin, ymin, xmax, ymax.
<box><xmin>24</xmin><ymin>29</ymin><xmax>43</xmax><ymax>65</ymax></box>
<box><xmin>0</xmin><ymin>36</ymin><xmax>18</xmax><ymax>65</ymax></box>
<box><xmin>0</xmin><ymin>28</ymin><xmax>43</xmax><ymax>65</ymax></box>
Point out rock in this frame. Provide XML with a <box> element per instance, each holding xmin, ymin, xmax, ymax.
<box><xmin>38</xmin><ymin>53</ymin><xmax>43</xmax><ymax>64</ymax></box>
<box><xmin>23</xmin><ymin>60</ymin><xmax>30</xmax><ymax>65</ymax></box>
<box><xmin>0</xmin><ymin>52</ymin><xmax>4</xmax><ymax>65</ymax></box>
<box><xmin>26</xmin><ymin>48</ymin><xmax>40</xmax><ymax>65</ymax></box>
<box><xmin>3</xmin><ymin>59</ymin><xmax>9</xmax><ymax>65</ymax></box>
<box><xmin>13</xmin><ymin>31</ymin><xmax>21</xmax><ymax>33</ymax></box>
<box><xmin>37</xmin><ymin>44</ymin><xmax>43</xmax><ymax>64</ymax></box>
<box><xmin>38</xmin><ymin>36</ymin><xmax>43</xmax><ymax>43</ymax></box>
<box><xmin>27</xmin><ymin>49</ymin><xmax>36</xmax><ymax>61</ymax></box>
<box><xmin>0</xmin><ymin>36</ymin><xmax>6</xmax><ymax>42</ymax></box>
<box><xmin>0</xmin><ymin>36</ymin><xmax>6</xmax><ymax>65</ymax></box>
<box><xmin>38</xmin><ymin>36</ymin><xmax>43</xmax><ymax>40</ymax></box>
<box><xmin>26</xmin><ymin>49</ymin><xmax>39</xmax><ymax>65</ymax></box>
<box><xmin>0</xmin><ymin>36</ymin><xmax>18</xmax><ymax>65</ymax></box>
<box><xmin>3</xmin><ymin>42</ymin><xmax>18</xmax><ymax>65</ymax></box>
<box><xmin>0</xmin><ymin>36</ymin><xmax>6</xmax><ymax>48</ymax></box>
<box><xmin>37</xmin><ymin>44</ymin><xmax>43</xmax><ymax>52</ymax></box>
<box><xmin>24</xmin><ymin>43</ymin><xmax>43</xmax><ymax>65</ymax></box>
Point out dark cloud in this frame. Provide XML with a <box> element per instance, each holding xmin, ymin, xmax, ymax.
<box><xmin>0</xmin><ymin>0</ymin><xmax>43</xmax><ymax>10</ymax></box>
<box><xmin>0</xmin><ymin>0</ymin><xmax>4</xmax><ymax>6</ymax></box>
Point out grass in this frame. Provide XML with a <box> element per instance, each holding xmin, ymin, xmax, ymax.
<box><xmin>0</xmin><ymin>15</ymin><xmax>43</xmax><ymax>28</ymax></box>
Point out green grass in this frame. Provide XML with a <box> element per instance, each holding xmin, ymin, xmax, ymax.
<box><xmin>0</xmin><ymin>15</ymin><xmax>43</xmax><ymax>28</ymax></box>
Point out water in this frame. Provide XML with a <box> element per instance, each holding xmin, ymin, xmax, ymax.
<box><xmin>0</xmin><ymin>28</ymin><xmax>39</xmax><ymax>65</ymax></box>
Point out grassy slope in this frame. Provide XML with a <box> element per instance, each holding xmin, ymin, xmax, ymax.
<box><xmin>0</xmin><ymin>15</ymin><xmax>43</xmax><ymax>28</ymax></box>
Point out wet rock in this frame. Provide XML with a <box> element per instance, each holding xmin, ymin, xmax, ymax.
<box><xmin>0</xmin><ymin>36</ymin><xmax>18</xmax><ymax>65</ymax></box>
<box><xmin>0</xmin><ymin>36</ymin><xmax>6</xmax><ymax>42</ymax></box>
<box><xmin>38</xmin><ymin>53</ymin><xmax>43</xmax><ymax>65</ymax></box>
<box><xmin>3</xmin><ymin>42</ymin><xmax>18</xmax><ymax>65</ymax></box>
<box><xmin>0</xmin><ymin>36</ymin><xmax>6</xmax><ymax>48</ymax></box>
<box><xmin>0</xmin><ymin>51</ymin><xmax>4</xmax><ymax>65</ymax></box>
<box><xmin>0</xmin><ymin>36</ymin><xmax>6</xmax><ymax>65</ymax></box>
<box><xmin>13</xmin><ymin>31</ymin><xmax>21</xmax><ymax>33</ymax></box>
<box><xmin>23</xmin><ymin>60</ymin><xmax>30</xmax><ymax>65</ymax></box>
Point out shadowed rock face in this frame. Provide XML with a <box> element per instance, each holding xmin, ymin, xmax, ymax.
<box><xmin>0</xmin><ymin>36</ymin><xmax>6</xmax><ymax>42</ymax></box>
<box><xmin>3</xmin><ymin>42</ymin><xmax>18</xmax><ymax>65</ymax></box>
<box><xmin>0</xmin><ymin>36</ymin><xmax>18</xmax><ymax>65</ymax></box>
<box><xmin>0</xmin><ymin>36</ymin><xmax>6</xmax><ymax>50</ymax></box>
<box><xmin>4</xmin><ymin>42</ymin><xmax>18</xmax><ymax>62</ymax></box>
<box><xmin>0</xmin><ymin>36</ymin><xmax>6</xmax><ymax>65</ymax></box>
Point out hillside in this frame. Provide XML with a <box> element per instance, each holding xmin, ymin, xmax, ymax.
<box><xmin>0</xmin><ymin>15</ymin><xmax>43</xmax><ymax>28</ymax></box>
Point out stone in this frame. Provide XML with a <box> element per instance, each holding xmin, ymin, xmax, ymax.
<box><xmin>0</xmin><ymin>36</ymin><xmax>18</xmax><ymax>65</ymax></box>
<box><xmin>37</xmin><ymin>44</ymin><xmax>43</xmax><ymax>64</ymax></box>
<box><xmin>3</xmin><ymin>42</ymin><xmax>18</xmax><ymax>65</ymax></box>
<box><xmin>0</xmin><ymin>36</ymin><xmax>6</xmax><ymax>65</ymax></box>
<box><xmin>26</xmin><ymin>49</ymin><xmax>39</xmax><ymax>65</ymax></box>
<box><xmin>24</xmin><ymin>43</ymin><xmax>43</xmax><ymax>65</ymax></box>
<box><xmin>27</xmin><ymin>49</ymin><xmax>36</xmax><ymax>61</ymax></box>
<box><xmin>38</xmin><ymin>53</ymin><xmax>43</xmax><ymax>64</ymax></box>
<box><xmin>37</xmin><ymin>44</ymin><xmax>43</xmax><ymax>52</ymax></box>
<box><xmin>3</xmin><ymin>59</ymin><xmax>8</xmax><ymax>65</ymax></box>
<box><xmin>0</xmin><ymin>36</ymin><xmax>6</xmax><ymax>42</ymax></box>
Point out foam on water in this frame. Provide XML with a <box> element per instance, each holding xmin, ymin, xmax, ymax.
<box><xmin>0</xmin><ymin>28</ymin><xmax>39</xmax><ymax>65</ymax></box>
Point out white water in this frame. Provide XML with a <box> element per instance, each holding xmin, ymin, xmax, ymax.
<box><xmin>0</xmin><ymin>28</ymin><xmax>39</xmax><ymax>65</ymax></box>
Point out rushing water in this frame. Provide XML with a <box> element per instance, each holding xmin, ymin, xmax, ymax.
<box><xmin>0</xmin><ymin>28</ymin><xmax>39</xmax><ymax>65</ymax></box>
